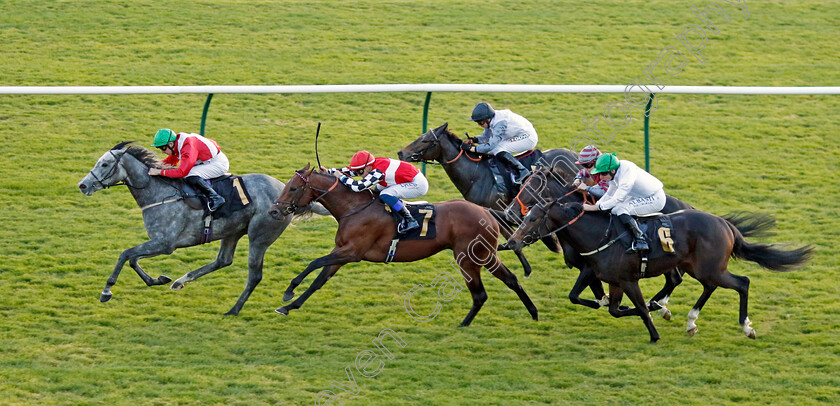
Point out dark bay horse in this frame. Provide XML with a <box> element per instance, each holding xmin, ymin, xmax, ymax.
<box><xmin>397</xmin><ymin>123</ymin><xmax>580</xmax><ymax>277</ymax></box>
<box><xmin>268</xmin><ymin>164</ymin><xmax>538</xmax><ymax>327</ymax></box>
<box><xmin>507</xmin><ymin>201</ymin><xmax>812</xmax><ymax>342</ymax></box>
<box><xmin>78</xmin><ymin>141</ymin><xmax>328</xmax><ymax>315</ymax></box>
<box><xmin>504</xmin><ymin>167</ymin><xmax>692</xmax><ymax>316</ymax></box>
<box><xmin>504</xmin><ymin>166</ymin><xmax>777</xmax><ymax>316</ymax></box>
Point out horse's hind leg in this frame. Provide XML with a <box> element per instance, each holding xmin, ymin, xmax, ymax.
<box><xmin>276</xmin><ymin>264</ymin><xmax>344</xmax><ymax>316</ymax></box>
<box><xmin>487</xmin><ymin>261</ymin><xmax>538</xmax><ymax>321</ymax></box>
<box><xmin>458</xmin><ymin>263</ymin><xmax>487</xmax><ymax>327</ymax></box>
<box><xmin>686</xmin><ymin>284</ymin><xmax>717</xmax><ymax>337</ymax></box>
<box><xmin>710</xmin><ymin>270</ymin><xmax>753</xmax><ymax>338</ymax></box>
<box><xmin>101</xmin><ymin>239</ymin><xmax>175</xmax><ymax>302</ymax></box>
<box><xmin>170</xmin><ymin>236</ymin><xmax>239</xmax><ymax>291</ymax></box>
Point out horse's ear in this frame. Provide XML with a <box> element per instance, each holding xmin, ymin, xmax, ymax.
<box><xmin>436</xmin><ymin>122</ymin><xmax>448</xmax><ymax>132</ymax></box>
<box><xmin>303</xmin><ymin>163</ymin><xmax>315</xmax><ymax>176</ymax></box>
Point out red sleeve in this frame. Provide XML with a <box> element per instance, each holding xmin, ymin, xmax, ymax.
<box><xmin>162</xmin><ymin>155</ymin><xmax>179</xmax><ymax>166</ymax></box>
<box><xmin>161</xmin><ymin>139</ymin><xmax>198</xmax><ymax>178</ymax></box>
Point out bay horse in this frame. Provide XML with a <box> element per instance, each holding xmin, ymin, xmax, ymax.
<box><xmin>77</xmin><ymin>141</ymin><xmax>327</xmax><ymax>315</ymax></box>
<box><xmin>504</xmin><ymin>167</ymin><xmax>777</xmax><ymax>315</ymax></box>
<box><xmin>507</xmin><ymin>201</ymin><xmax>812</xmax><ymax>342</ymax></box>
<box><xmin>268</xmin><ymin>164</ymin><xmax>538</xmax><ymax>327</ymax></box>
<box><xmin>397</xmin><ymin>122</ymin><xmax>580</xmax><ymax>277</ymax></box>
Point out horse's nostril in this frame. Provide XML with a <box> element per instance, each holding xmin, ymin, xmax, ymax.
<box><xmin>79</xmin><ymin>184</ymin><xmax>86</xmax><ymax>189</ymax></box>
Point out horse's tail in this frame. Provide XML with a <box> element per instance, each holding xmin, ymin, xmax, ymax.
<box><xmin>727</xmin><ymin>222</ymin><xmax>813</xmax><ymax>272</ymax></box>
<box><xmin>721</xmin><ymin>211</ymin><xmax>777</xmax><ymax>238</ymax></box>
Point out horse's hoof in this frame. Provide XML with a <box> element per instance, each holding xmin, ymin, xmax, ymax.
<box><xmin>170</xmin><ymin>281</ymin><xmax>184</xmax><ymax>290</ymax></box>
<box><xmin>157</xmin><ymin>275</ymin><xmax>172</xmax><ymax>285</ymax></box>
<box><xmin>275</xmin><ymin>307</ymin><xmax>289</xmax><ymax>316</ymax></box>
<box><xmin>746</xmin><ymin>328</ymin><xmax>756</xmax><ymax>339</ymax></box>
<box><xmin>661</xmin><ymin>309</ymin><xmax>672</xmax><ymax>321</ymax></box>
<box><xmin>686</xmin><ymin>327</ymin><xmax>698</xmax><ymax>337</ymax></box>
<box><xmin>282</xmin><ymin>292</ymin><xmax>294</xmax><ymax>302</ymax></box>
<box><xmin>99</xmin><ymin>292</ymin><xmax>112</xmax><ymax>303</ymax></box>
<box><xmin>223</xmin><ymin>309</ymin><xmax>239</xmax><ymax>316</ymax></box>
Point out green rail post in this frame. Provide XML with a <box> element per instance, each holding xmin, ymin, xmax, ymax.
<box><xmin>421</xmin><ymin>92</ymin><xmax>432</xmax><ymax>174</ymax></box>
<box><xmin>643</xmin><ymin>93</ymin><xmax>653</xmax><ymax>172</ymax></box>
<box><xmin>200</xmin><ymin>93</ymin><xmax>214</xmax><ymax>135</ymax></box>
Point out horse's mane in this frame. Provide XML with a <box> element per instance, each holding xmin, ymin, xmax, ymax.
<box><xmin>111</xmin><ymin>141</ymin><xmax>165</xmax><ymax>168</ymax></box>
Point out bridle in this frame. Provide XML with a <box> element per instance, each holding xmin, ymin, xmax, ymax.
<box><xmin>275</xmin><ymin>170</ymin><xmax>340</xmax><ymax>215</ymax></box>
<box><xmin>405</xmin><ymin>129</ymin><xmax>482</xmax><ymax>165</ymax></box>
<box><xmin>518</xmin><ymin>199</ymin><xmax>587</xmax><ymax>245</ymax></box>
<box><xmin>88</xmin><ymin>149</ymin><xmax>150</xmax><ymax>190</ymax></box>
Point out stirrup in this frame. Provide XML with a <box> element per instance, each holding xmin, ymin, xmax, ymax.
<box><xmin>398</xmin><ymin>220</ymin><xmax>419</xmax><ymax>234</ymax></box>
<box><xmin>208</xmin><ymin>196</ymin><xmax>226</xmax><ymax>212</ymax></box>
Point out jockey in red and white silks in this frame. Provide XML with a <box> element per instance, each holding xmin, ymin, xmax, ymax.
<box><xmin>160</xmin><ymin>133</ymin><xmax>229</xmax><ymax>179</ymax></box>
<box><xmin>333</xmin><ymin>156</ymin><xmax>429</xmax><ymax>200</ymax></box>
<box><xmin>328</xmin><ymin>151</ymin><xmax>428</xmax><ymax>234</ymax></box>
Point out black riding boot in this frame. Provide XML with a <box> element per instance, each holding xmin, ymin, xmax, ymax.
<box><xmin>185</xmin><ymin>176</ymin><xmax>226</xmax><ymax>211</ymax></box>
<box><xmin>495</xmin><ymin>151</ymin><xmax>531</xmax><ymax>184</ymax></box>
<box><xmin>619</xmin><ymin>214</ymin><xmax>649</xmax><ymax>254</ymax></box>
<box><xmin>397</xmin><ymin>206</ymin><xmax>420</xmax><ymax>234</ymax></box>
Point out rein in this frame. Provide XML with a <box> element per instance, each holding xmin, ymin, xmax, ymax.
<box><xmin>520</xmin><ymin>190</ymin><xmax>596</xmax><ymax>243</ymax></box>
<box><xmin>445</xmin><ymin>148</ymin><xmax>483</xmax><ymax>164</ymax></box>
<box><xmin>89</xmin><ymin>149</ymin><xmax>152</xmax><ymax>190</ymax></box>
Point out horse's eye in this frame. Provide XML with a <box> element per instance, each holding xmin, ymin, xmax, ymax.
<box><xmin>101</xmin><ymin>163</ymin><xmax>109</xmax><ymax>168</ymax></box>
<box><xmin>288</xmin><ymin>187</ymin><xmax>296</xmax><ymax>192</ymax></box>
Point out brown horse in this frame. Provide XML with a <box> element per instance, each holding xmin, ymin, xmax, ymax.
<box><xmin>507</xmin><ymin>201</ymin><xmax>812</xmax><ymax>343</ymax></box>
<box><xmin>268</xmin><ymin>164</ymin><xmax>538</xmax><ymax>327</ymax></box>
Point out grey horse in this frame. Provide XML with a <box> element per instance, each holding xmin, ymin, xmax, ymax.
<box><xmin>78</xmin><ymin>141</ymin><xmax>327</xmax><ymax>315</ymax></box>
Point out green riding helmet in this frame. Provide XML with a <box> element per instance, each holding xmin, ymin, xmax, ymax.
<box><xmin>591</xmin><ymin>153</ymin><xmax>620</xmax><ymax>174</ymax></box>
<box><xmin>151</xmin><ymin>128</ymin><xmax>177</xmax><ymax>147</ymax></box>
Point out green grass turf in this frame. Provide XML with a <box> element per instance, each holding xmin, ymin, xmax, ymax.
<box><xmin>1</xmin><ymin>1</ymin><xmax>839</xmax><ymax>404</ymax></box>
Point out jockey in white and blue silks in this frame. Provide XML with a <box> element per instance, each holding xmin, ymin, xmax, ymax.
<box><xmin>462</xmin><ymin>102</ymin><xmax>538</xmax><ymax>184</ymax></box>
<box><xmin>582</xmin><ymin>153</ymin><xmax>666</xmax><ymax>253</ymax></box>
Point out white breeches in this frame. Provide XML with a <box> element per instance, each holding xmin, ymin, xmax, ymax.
<box><xmin>379</xmin><ymin>173</ymin><xmax>429</xmax><ymax>200</ymax></box>
<box><xmin>488</xmin><ymin>134</ymin><xmax>538</xmax><ymax>156</ymax></box>
<box><xmin>187</xmin><ymin>151</ymin><xmax>230</xmax><ymax>179</ymax></box>
<box><xmin>611</xmin><ymin>189</ymin><xmax>666</xmax><ymax>216</ymax></box>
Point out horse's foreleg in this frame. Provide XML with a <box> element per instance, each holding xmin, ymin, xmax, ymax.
<box><xmin>621</xmin><ymin>280</ymin><xmax>659</xmax><ymax>343</ymax></box>
<box><xmin>606</xmin><ymin>284</ymin><xmax>643</xmax><ymax>318</ymax></box>
<box><xmin>224</xmin><ymin>240</ymin><xmax>270</xmax><ymax>316</ymax></box>
<box><xmin>283</xmin><ymin>252</ymin><xmax>346</xmax><ymax>302</ymax></box>
<box><xmin>647</xmin><ymin>267</ymin><xmax>683</xmax><ymax>320</ymax></box>
<box><xmin>276</xmin><ymin>264</ymin><xmax>344</xmax><ymax>316</ymax></box>
<box><xmin>568</xmin><ymin>267</ymin><xmax>604</xmax><ymax>309</ymax></box>
<box><xmin>129</xmin><ymin>259</ymin><xmax>172</xmax><ymax>286</ymax></box>
<box><xmin>171</xmin><ymin>237</ymin><xmax>239</xmax><ymax>290</ymax></box>
<box><xmin>101</xmin><ymin>239</ymin><xmax>175</xmax><ymax>302</ymax></box>
<box><xmin>512</xmin><ymin>248</ymin><xmax>533</xmax><ymax>278</ymax></box>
